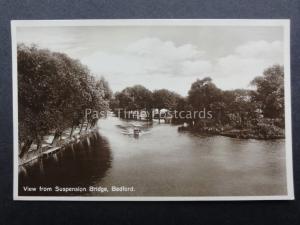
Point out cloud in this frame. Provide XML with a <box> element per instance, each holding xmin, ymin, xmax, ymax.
<box><xmin>235</xmin><ymin>40</ymin><xmax>282</xmax><ymax>59</ymax></box>
<box><xmin>81</xmin><ymin>38</ymin><xmax>212</xmax><ymax>92</ymax></box>
<box><xmin>212</xmin><ymin>40</ymin><xmax>283</xmax><ymax>90</ymax></box>
<box><xmin>181</xmin><ymin>60</ymin><xmax>212</xmax><ymax>77</ymax></box>
<box><xmin>126</xmin><ymin>37</ymin><xmax>205</xmax><ymax>61</ymax></box>
<box><xmin>81</xmin><ymin>38</ymin><xmax>284</xmax><ymax>94</ymax></box>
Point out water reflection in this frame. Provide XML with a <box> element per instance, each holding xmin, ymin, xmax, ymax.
<box><xmin>94</xmin><ymin>116</ymin><xmax>287</xmax><ymax>196</ymax></box>
<box><xmin>19</xmin><ymin>132</ymin><xmax>112</xmax><ymax>196</ymax></box>
<box><xmin>19</xmin><ymin>116</ymin><xmax>287</xmax><ymax>197</ymax></box>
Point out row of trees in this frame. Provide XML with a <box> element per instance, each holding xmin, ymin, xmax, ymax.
<box><xmin>18</xmin><ymin>44</ymin><xmax>112</xmax><ymax>158</ymax></box>
<box><xmin>111</xmin><ymin>86</ymin><xmax>181</xmax><ymax>121</ymax></box>
<box><xmin>112</xmin><ymin>65</ymin><xmax>284</xmax><ymax>128</ymax></box>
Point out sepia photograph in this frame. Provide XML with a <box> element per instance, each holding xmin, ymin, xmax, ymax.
<box><xmin>12</xmin><ymin>19</ymin><xmax>294</xmax><ymax>200</ymax></box>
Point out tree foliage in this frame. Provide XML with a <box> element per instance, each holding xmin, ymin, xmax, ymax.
<box><xmin>188</xmin><ymin>77</ymin><xmax>222</xmax><ymax>111</ymax></box>
<box><xmin>112</xmin><ymin>64</ymin><xmax>284</xmax><ymax>125</ymax></box>
<box><xmin>18</xmin><ymin>44</ymin><xmax>111</xmax><ymax>157</ymax></box>
<box><xmin>250</xmin><ymin>65</ymin><xmax>284</xmax><ymax>118</ymax></box>
<box><xmin>152</xmin><ymin>89</ymin><xmax>181</xmax><ymax>110</ymax></box>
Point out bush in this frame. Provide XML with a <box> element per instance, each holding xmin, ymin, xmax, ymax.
<box><xmin>255</xmin><ymin>122</ymin><xmax>284</xmax><ymax>139</ymax></box>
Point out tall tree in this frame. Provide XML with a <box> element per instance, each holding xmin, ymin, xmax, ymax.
<box><xmin>187</xmin><ymin>77</ymin><xmax>222</xmax><ymax>125</ymax></box>
<box><xmin>250</xmin><ymin>65</ymin><xmax>284</xmax><ymax>118</ymax></box>
<box><xmin>114</xmin><ymin>85</ymin><xmax>153</xmax><ymax>119</ymax></box>
<box><xmin>153</xmin><ymin>89</ymin><xmax>180</xmax><ymax>122</ymax></box>
<box><xmin>18</xmin><ymin>44</ymin><xmax>110</xmax><ymax>158</ymax></box>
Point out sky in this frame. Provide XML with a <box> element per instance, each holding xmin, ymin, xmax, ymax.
<box><xmin>17</xmin><ymin>25</ymin><xmax>284</xmax><ymax>96</ymax></box>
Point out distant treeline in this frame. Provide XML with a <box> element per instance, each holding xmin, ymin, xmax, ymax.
<box><xmin>111</xmin><ymin>64</ymin><xmax>285</xmax><ymax>138</ymax></box>
<box><xmin>18</xmin><ymin>44</ymin><xmax>112</xmax><ymax>157</ymax></box>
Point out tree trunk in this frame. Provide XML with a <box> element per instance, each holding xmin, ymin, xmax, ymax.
<box><xmin>147</xmin><ymin>109</ymin><xmax>153</xmax><ymax>121</ymax></box>
<box><xmin>158</xmin><ymin>109</ymin><xmax>161</xmax><ymax>123</ymax></box>
<box><xmin>19</xmin><ymin>139</ymin><xmax>33</xmax><ymax>158</ymax></box>
<box><xmin>150</xmin><ymin>109</ymin><xmax>153</xmax><ymax>121</ymax></box>
<box><xmin>79</xmin><ymin>121</ymin><xmax>84</xmax><ymax>134</ymax></box>
<box><xmin>218</xmin><ymin>111</ymin><xmax>222</xmax><ymax>125</ymax></box>
<box><xmin>51</xmin><ymin>130</ymin><xmax>61</xmax><ymax>146</ymax></box>
<box><xmin>36</xmin><ymin>137</ymin><xmax>42</xmax><ymax>153</ymax></box>
<box><xmin>85</xmin><ymin>120</ymin><xmax>90</xmax><ymax>131</ymax></box>
<box><xmin>90</xmin><ymin>119</ymin><xmax>96</xmax><ymax>129</ymax></box>
<box><xmin>69</xmin><ymin>125</ymin><xmax>74</xmax><ymax>138</ymax></box>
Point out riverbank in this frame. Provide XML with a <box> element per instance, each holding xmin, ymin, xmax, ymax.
<box><xmin>178</xmin><ymin>122</ymin><xmax>285</xmax><ymax>140</ymax></box>
<box><xmin>19</xmin><ymin>125</ymin><xmax>99</xmax><ymax>166</ymax></box>
<box><xmin>117</xmin><ymin>115</ymin><xmax>285</xmax><ymax>140</ymax></box>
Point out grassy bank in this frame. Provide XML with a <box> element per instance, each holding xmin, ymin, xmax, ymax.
<box><xmin>178</xmin><ymin>118</ymin><xmax>285</xmax><ymax>140</ymax></box>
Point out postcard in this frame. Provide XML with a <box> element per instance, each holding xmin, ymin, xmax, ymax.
<box><xmin>12</xmin><ymin>19</ymin><xmax>294</xmax><ymax>200</ymax></box>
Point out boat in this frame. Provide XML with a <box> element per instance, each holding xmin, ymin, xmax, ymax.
<box><xmin>133</xmin><ymin>127</ymin><xmax>141</xmax><ymax>136</ymax></box>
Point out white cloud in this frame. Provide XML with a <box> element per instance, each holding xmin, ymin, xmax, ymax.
<box><xmin>81</xmin><ymin>39</ymin><xmax>283</xmax><ymax>94</ymax></box>
<box><xmin>81</xmin><ymin>38</ymin><xmax>212</xmax><ymax>94</ymax></box>
<box><xmin>235</xmin><ymin>40</ymin><xmax>282</xmax><ymax>59</ymax></box>
<box><xmin>126</xmin><ymin>37</ymin><xmax>205</xmax><ymax>61</ymax></box>
<box><xmin>212</xmin><ymin>40</ymin><xmax>283</xmax><ymax>90</ymax></box>
<box><xmin>181</xmin><ymin>60</ymin><xmax>212</xmax><ymax>77</ymax></box>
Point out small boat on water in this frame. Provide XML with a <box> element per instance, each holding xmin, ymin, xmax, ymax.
<box><xmin>133</xmin><ymin>127</ymin><xmax>141</xmax><ymax>136</ymax></box>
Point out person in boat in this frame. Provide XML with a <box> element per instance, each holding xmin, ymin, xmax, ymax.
<box><xmin>133</xmin><ymin>127</ymin><xmax>141</xmax><ymax>135</ymax></box>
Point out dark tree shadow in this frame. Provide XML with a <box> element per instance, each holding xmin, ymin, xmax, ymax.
<box><xmin>19</xmin><ymin>132</ymin><xmax>112</xmax><ymax>196</ymax></box>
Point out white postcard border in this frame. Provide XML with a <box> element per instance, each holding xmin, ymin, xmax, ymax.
<box><xmin>11</xmin><ymin>19</ymin><xmax>294</xmax><ymax>201</ymax></box>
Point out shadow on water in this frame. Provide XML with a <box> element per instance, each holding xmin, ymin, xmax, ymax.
<box><xmin>18</xmin><ymin>131</ymin><xmax>112</xmax><ymax>196</ymax></box>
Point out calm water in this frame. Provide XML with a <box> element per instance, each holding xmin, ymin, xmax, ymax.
<box><xmin>19</xmin><ymin>116</ymin><xmax>287</xmax><ymax>196</ymax></box>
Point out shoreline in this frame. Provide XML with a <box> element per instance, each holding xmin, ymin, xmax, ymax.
<box><xmin>178</xmin><ymin>126</ymin><xmax>285</xmax><ymax>140</ymax></box>
<box><xmin>19</xmin><ymin>127</ymin><xmax>99</xmax><ymax>167</ymax></box>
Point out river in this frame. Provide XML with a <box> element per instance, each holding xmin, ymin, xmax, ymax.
<box><xmin>19</xmin><ymin>115</ymin><xmax>287</xmax><ymax>196</ymax></box>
